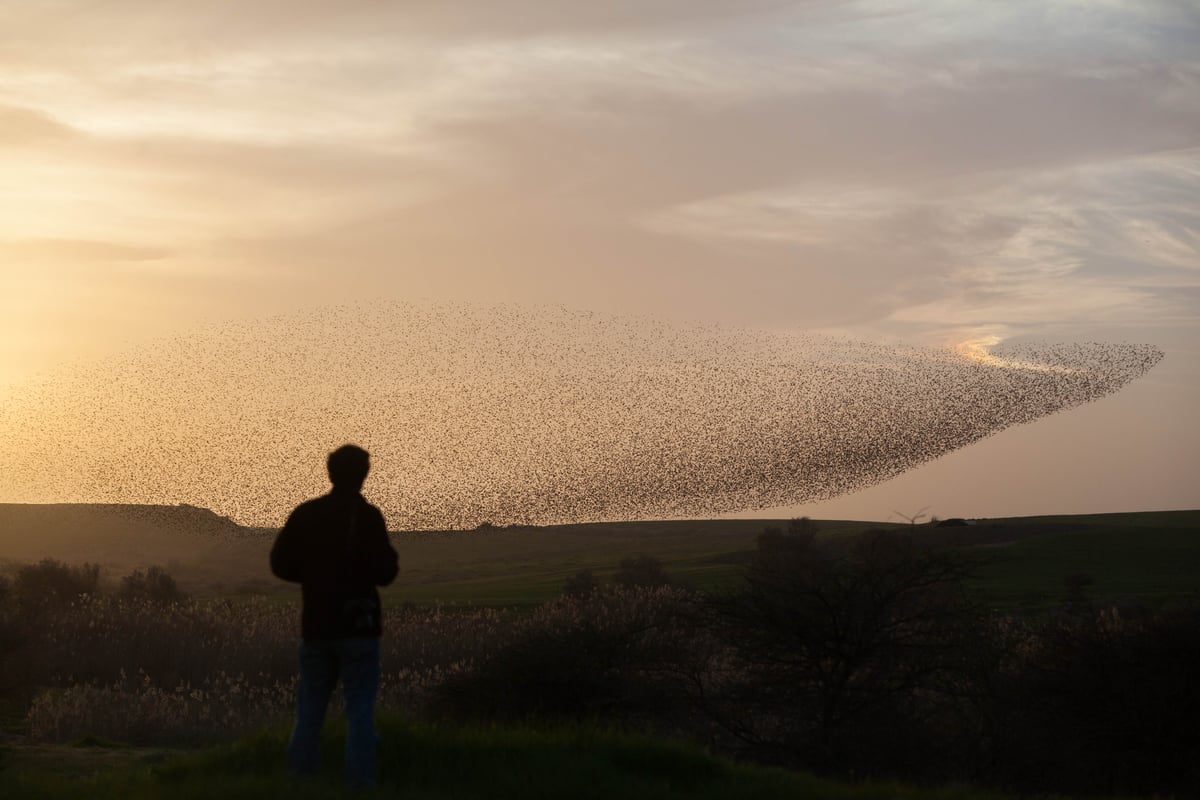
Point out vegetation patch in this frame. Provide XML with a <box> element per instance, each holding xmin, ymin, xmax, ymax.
<box><xmin>2</xmin><ymin>716</ymin><xmax>1020</xmax><ymax>800</ymax></box>
<box><xmin>2</xmin><ymin>510</ymin><xmax>1198</xmax><ymax>797</ymax></box>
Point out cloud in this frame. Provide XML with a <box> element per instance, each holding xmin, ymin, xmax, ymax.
<box><xmin>646</xmin><ymin>146</ymin><xmax>1200</xmax><ymax>344</ymax></box>
<box><xmin>0</xmin><ymin>0</ymin><xmax>801</xmax><ymax>51</ymax></box>
<box><xmin>0</xmin><ymin>0</ymin><xmax>1195</xmax><ymax>352</ymax></box>
<box><xmin>0</xmin><ymin>104</ymin><xmax>77</xmax><ymax>146</ymax></box>
<box><xmin>0</xmin><ymin>239</ymin><xmax>171</xmax><ymax>263</ymax></box>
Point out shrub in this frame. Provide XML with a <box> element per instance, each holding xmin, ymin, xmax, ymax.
<box><xmin>562</xmin><ymin>569</ymin><xmax>599</xmax><ymax>598</ymax></box>
<box><xmin>614</xmin><ymin>555</ymin><xmax>669</xmax><ymax>588</ymax></box>
<box><xmin>119</xmin><ymin>566</ymin><xmax>186</xmax><ymax>606</ymax></box>
<box><xmin>986</xmin><ymin>604</ymin><xmax>1200</xmax><ymax>797</ymax></box>
<box><xmin>710</xmin><ymin>526</ymin><xmax>987</xmax><ymax>777</ymax></box>
<box><xmin>27</xmin><ymin>672</ymin><xmax>295</xmax><ymax>744</ymax></box>
<box><xmin>19</xmin><ymin>596</ymin><xmax>508</xmax><ymax>742</ymax></box>
<box><xmin>0</xmin><ymin>573</ymin><xmax>23</xmax><ymax>670</ymax></box>
<box><xmin>13</xmin><ymin>560</ymin><xmax>100</xmax><ymax>612</ymax></box>
<box><xmin>434</xmin><ymin>586</ymin><xmax>700</xmax><ymax>723</ymax></box>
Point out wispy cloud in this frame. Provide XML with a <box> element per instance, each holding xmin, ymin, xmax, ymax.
<box><xmin>0</xmin><ymin>0</ymin><xmax>1196</xmax><ymax>368</ymax></box>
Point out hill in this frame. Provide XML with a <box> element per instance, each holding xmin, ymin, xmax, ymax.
<box><xmin>0</xmin><ymin>503</ymin><xmax>243</xmax><ymax>572</ymax></box>
<box><xmin>1</xmin><ymin>503</ymin><xmax>1196</xmax><ymax>607</ymax></box>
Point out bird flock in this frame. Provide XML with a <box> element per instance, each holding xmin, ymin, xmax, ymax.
<box><xmin>0</xmin><ymin>302</ymin><xmax>1163</xmax><ymax>529</ymax></box>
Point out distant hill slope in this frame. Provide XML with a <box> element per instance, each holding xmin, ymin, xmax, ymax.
<box><xmin>0</xmin><ymin>502</ymin><xmax>245</xmax><ymax>569</ymax></box>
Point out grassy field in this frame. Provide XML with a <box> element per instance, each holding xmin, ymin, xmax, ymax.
<box><xmin>960</xmin><ymin>510</ymin><xmax>1200</xmax><ymax>609</ymax></box>
<box><xmin>2</xmin><ymin>504</ymin><xmax>1197</xmax><ymax>608</ymax></box>
<box><xmin>379</xmin><ymin>519</ymin><xmax>838</xmax><ymax>606</ymax></box>
<box><xmin>375</xmin><ymin>511</ymin><xmax>1200</xmax><ymax>609</ymax></box>
<box><xmin>0</xmin><ymin>715</ymin><xmax>1023</xmax><ymax>800</ymax></box>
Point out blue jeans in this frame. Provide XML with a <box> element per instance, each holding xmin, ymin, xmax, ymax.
<box><xmin>288</xmin><ymin>637</ymin><xmax>381</xmax><ymax>788</ymax></box>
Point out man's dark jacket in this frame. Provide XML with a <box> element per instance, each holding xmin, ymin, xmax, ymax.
<box><xmin>270</xmin><ymin>489</ymin><xmax>399</xmax><ymax>640</ymax></box>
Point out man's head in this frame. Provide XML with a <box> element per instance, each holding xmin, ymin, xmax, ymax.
<box><xmin>328</xmin><ymin>444</ymin><xmax>370</xmax><ymax>492</ymax></box>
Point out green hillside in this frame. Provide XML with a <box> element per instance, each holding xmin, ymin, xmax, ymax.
<box><xmin>2</xmin><ymin>504</ymin><xmax>1196</xmax><ymax>608</ymax></box>
<box><xmin>378</xmin><ymin>511</ymin><xmax>1200</xmax><ymax>608</ymax></box>
<box><xmin>962</xmin><ymin>510</ymin><xmax>1200</xmax><ymax>609</ymax></box>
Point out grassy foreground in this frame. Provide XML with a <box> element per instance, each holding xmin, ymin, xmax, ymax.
<box><xmin>0</xmin><ymin>716</ymin><xmax>1018</xmax><ymax>800</ymax></box>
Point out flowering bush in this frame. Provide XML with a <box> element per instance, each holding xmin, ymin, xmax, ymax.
<box><xmin>15</xmin><ymin>595</ymin><xmax>516</xmax><ymax>743</ymax></box>
<box><xmin>18</xmin><ymin>587</ymin><xmax>708</xmax><ymax>744</ymax></box>
<box><xmin>27</xmin><ymin>671</ymin><xmax>294</xmax><ymax>744</ymax></box>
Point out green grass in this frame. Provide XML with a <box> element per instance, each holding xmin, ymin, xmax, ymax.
<box><xmin>964</xmin><ymin>511</ymin><xmax>1200</xmax><ymax>609</ymax></box>
<box><xmin>0</xmin><ymin>715</ymin><xmax>1025</xmax><ymax>800</ymax></box>
<box><xmin>380</xmin><ymin>519</ymin><xmax>772</xmax><ymax>607</ymax></box>
<box><xmin>372</xmin><ymin>511</ymin><xmax>1200</xmax><ymax>611</ymax></box>
<box><xmin>6</xmin><ymin>504</ymin><xmax>1196</xmax><ymax>610</ymax></box>
<box><xmin>374</xmin><ymin>518</ymin><xmax>897</xmax><ymax>608</ymax></box>
<box><xmin>185</xmin><ymin>511</ymin><xmax>1199</xmax><ymax>610</ymax></box>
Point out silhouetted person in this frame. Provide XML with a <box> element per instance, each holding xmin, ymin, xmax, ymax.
<box><xmin>271</xmin><ymin>444</ymin><xmax>399</xmax><ymax>788</ymax></box>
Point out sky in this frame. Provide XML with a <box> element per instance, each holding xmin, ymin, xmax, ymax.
<box><xmin>1</xmin><ymin>0</ymin><xmax>1197</xmax><ymax>522</ymax></box>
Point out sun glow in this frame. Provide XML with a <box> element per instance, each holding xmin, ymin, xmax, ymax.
<box><xmin>956</xmin><ymin>334</ymin><xmax>1083</xmax><ymax>375</ymax></box>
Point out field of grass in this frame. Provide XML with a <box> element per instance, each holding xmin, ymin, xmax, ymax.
<box><xmin>961</xmin><ymin>510</ymin><xmax>1200</xmax><ymax>609</ymax></box>
<box><xmin>378</xmin><ymin>519</ymin><xmax>815</xmax><ymax>606</ymax></box>
<box><xmin>377</xmin><ymin>512</ymin><xmax>1200</xmax><ymax>609</ymax></box>
<box><xmin>3</xmin><ymin>504</ymin><xmax>1197</xmax><ymax>609</ymax></box>
<box><xmin>0</xmin><ymin>715</ymin><xmax>1022</xmax><ymax>800</ymax></box>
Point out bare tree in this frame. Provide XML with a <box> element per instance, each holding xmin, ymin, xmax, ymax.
<box><xmin>891</xmin><ymin>506</ymin><xmax>931</xmax><ymax>526</ymax></box>
<box><xmin>710</xmin><ymin>526</ymin><xmax>985</xmax><ymax>773</ymax></box>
